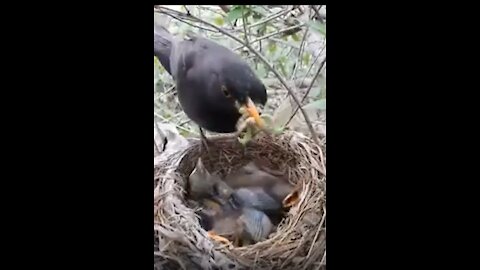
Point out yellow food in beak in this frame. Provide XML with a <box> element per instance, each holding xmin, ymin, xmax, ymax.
<box><xmin>240</xmin><ymin>97</ymin><xmax>265</xmax><ymax>129</ymax></box>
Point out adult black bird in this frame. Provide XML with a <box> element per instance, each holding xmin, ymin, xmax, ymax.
<box><xmin>154</xmin><ymin>24</ymin><xmax>267</xmax><ymax>145</ymax></box>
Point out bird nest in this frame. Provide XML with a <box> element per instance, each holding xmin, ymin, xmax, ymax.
<box><xmin>154</xmin><ymin>131</ymin><xmax>326</xmax><ymax>270</ymax></box>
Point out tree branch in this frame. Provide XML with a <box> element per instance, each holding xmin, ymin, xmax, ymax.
<box><xmin>247</xmin><ymin>6</ymin><xmax>294</xmax><ymax>29</ymax></box>
<box><xmin>285</xmin><ymin>57</ymin><xmax>326</xmax><ymax>127</ymax></box>
<box><xmin>241</xmin><ymin>5</ymin><xmax>249</xmax><ymax>45</ymax></box>
<box><xmin>233</xmin><ymin>24</ymin><xmax>305</xmax><ymax>51</ymax></box>
<box><xmin>158</xmin><ymin>11</ymin><xmax>218</xmax><ymax>33</ymax></box>
<box><xmin>310</xmin><ymin>5</ymin><xmax>324</xmax><ymax>23</ymax></box>
<box><xmin>218</xmin><ymin>5</ymin><xmax>230</xmax><ymax>13</ymax></box>
<box><xmin>290</xmin><ymin>28</ymin><xmax>309</xmax><ymax>80</ymax></box>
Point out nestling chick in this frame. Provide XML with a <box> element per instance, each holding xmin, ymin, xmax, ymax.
<box><xmin>232</xmin><ymin>187</ymin><xmax>284</xmax><ymax>225</ymax></box>
<box><xmin>187</xmin><ymin>157</ymin><xmax>231</xmax><ymax>202</ymax></box>
<box><xmin>206</xmin><ymin>202</ymin><xmax>273</xmax><ymax>247</ymax></box>
<box><xmin>198</xmin><ymin>183</ymin><xmax>274</xmax><ymax>247</ymax></box>
<box><xmin>224</xmin><ymin>161</ymin><xmax>301</xmax><ymax>209</ymax></box>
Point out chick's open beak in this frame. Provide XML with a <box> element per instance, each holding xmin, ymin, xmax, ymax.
<box><xmin>240</xmin><ymin>97</ymin><xmax>264</xmax><ymax>129</ymax></box>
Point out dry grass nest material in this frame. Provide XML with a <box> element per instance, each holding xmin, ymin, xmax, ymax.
<box><xmin>154</xmin><ymin>131</ymin><xmax>326</xmax><ymax>270</ymax></box>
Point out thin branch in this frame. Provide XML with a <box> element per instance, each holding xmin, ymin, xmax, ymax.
<box><xmin>182</xmin><ymin>5</ymin><xmax>191</xmax><ymax>15</ymax></box>
<box><xmin>241</xmin><ymin>5</ymin><xmax>249</xmax><ymax>45</ymax></box>
<box><xmin>154</xmin><ymin>138</ymin><xmax>161</xmax><ymax>156</ymax></box>
<box><xmin>247</xmin><ymin>6</ymin><xmax>294</xmax><ymax>29</ymax></box>
<box><xmin>269</xmin><ymin>38</ymin><xmax>301</xmax><ymax>50</ymax></box>
<box><xmin>233</xmin><ymin>24</ymin><xmax>305</xmax><ymax>51</ymax></box>
<box><xmin>154</xmin><ymin>112</ymin><xmax>198</xmax><ymax>135</ymax></box>
<box><xmin>158</xmin><ymin>11</ymin><xmax>218</xmax><ymax>33</ymax></box>
<box><xmin>155</xmin><ymin>6</ymin><xmax>321</xmax><ymax>145</ymax></box>
<box><xmin>310</xmin><ymin>5</ymin><xmax>324</xmax><ymax>23</ymax></box>
<box><xmin>197</xmin><ymin>5</ymin><xmax>227</xmax><ymax>17</ymax></box>
<box><xmin>291</xmin><ymin>42</ymin><xmax>325</xmax><ymax>98</ymax></box>
<box><xmin>285</xmin><ymin>57</ymin><xmax>326</xmax><ymax>127</ymax></box>
<box><xmin>290</xmin><ymin>28</ymin><xmax>309</xmax><ymax>80</ymax></box>
<box><xmin>158</xmin><ymin>85</ymin><xmax>176</xmax><ymax>99</ymax></box>
<box><xmin>218</xmin><ymin>5</ymin><xmax>230</xmax><ymax>13</ymax></box>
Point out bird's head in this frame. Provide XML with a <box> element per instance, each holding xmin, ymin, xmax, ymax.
<box><xmin>212</xmin><ymin>63</ymin><xmax>267</xmax><ymax>129</ymax></box>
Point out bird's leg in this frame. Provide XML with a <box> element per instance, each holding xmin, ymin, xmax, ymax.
<box><xmin>198</xmin><ymin>126</ymin><xmax>210</xmax><ymax>153</ymax></box>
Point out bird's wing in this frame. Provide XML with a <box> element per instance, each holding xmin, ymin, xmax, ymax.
<box><xmin>241</xmin><ymin>208</ymin><xmax>272</xmax><ymax>242</ymax></box>
<box><xmin>235</xmin><ymin>188</ymin><xmax>281</xmax><ymax>211</ymax></box>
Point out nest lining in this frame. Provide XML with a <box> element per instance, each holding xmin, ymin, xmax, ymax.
<box><xmin>154</xmin><ymin>131</ymin><xmax>326</xmax><ymax>270</ymax></box>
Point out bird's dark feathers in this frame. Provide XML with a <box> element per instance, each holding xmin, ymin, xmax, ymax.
<box><xmin>154</xmin><ymin>26</ymin><xmax>267</xmax><ymax>133</ymax></box>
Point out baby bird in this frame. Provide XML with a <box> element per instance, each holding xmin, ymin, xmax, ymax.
<box><xmin>237</xmin><ymin>207</ymin><xmax>274</xmax><ymax>246</ymax></box>
<box><xmin>187</xmin><ymin>157</ymin><xmax>231</xmax><ymax>203</ymax></box>
<box><xmin>205</xmin><ymin>202</ymin><xmax>273</xmax><ymax>247</ymax></box>
<box><xmin>232</xmin><ymin>186</ymin><xmax>284</xmax><ymax>225</ymax></box>
<box><xmin>197</xmin><ymin>182</ymin><xmax>274</xmax><ymax>247</ymax></box>
<box><xmin>224</xmin><ymin>161</ymin><xmax>300</xmax><ymax>209</ymax></box>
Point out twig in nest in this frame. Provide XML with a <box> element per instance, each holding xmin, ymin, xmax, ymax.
<box><xmin>305</xmin><ymin>205</ymin><xmax>326</xmax><ymax>261</ymax></box>
<box><xmin>154</xmin><ymin>6</ymin><xmax>321</xmax><ymax>145</ymax></box>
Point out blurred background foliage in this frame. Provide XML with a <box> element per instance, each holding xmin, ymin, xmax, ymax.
<box><xmin>154</xmin><ymin>5</ymin><xmax>326</xmax><ymax>139</ymax></box>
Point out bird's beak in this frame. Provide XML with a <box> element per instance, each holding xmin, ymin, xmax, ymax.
<box><xmin>240</xmin><ymin>97</ymin><xmax>265</xmax><ymax>129</ymax></box>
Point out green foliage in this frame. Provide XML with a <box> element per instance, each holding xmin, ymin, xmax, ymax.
<box><xmin>291</xmin><ymin>33</ymin><xmax>300</xmax><ymax>42</ymax></box>
<box><xmin>226</xmin><ymin>5</ymin><xmax>267</xmax><ymax>23</ymax></box>
<box><xmin>303</xmin><ymin>99</ymin><xmax>326</xmax><ymax>111</ymax></box>
<box><xmin>268</xmin><ymin>42</ymin><xmax>277</xmax><ymax>53</ymax></box>
<box><xmin>213</xmin><ymin>16</ymin><xmax>225</xmax><ymax>26</ymax></box>
<box><xmin>226</xmin><ymin>5</ymin><xmax>247</xmax><ymax>22</ymax></box>
<box><xmin>306</xmin><ymin>20</ymin><xmax>326</xmax><ymax>36</ymax></box>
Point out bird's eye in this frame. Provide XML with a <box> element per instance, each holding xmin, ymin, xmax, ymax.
<box><xmin>212</xmin><ymin>184</ymin><xmax>220</xmax><ymax>196</ymax></box>
<box><xmin>221</xmin><ymin>85</ymin><xmax>231</xmax><ymax>98</ymax></box>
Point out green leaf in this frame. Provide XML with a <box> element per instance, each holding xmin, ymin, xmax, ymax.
<box><xmin>306</xmin><ymin>20</ymin><xmax>326</xmax><ymax>36</ymax></box>
<box><xmin>302</xmin><ymin>53</ymin><xmax>311</xmax><ymax>66</ymax></box>
<box><xmin>213</xmin><ymin>16</ymin><xmax>225</xmax><ymax>26</ymax></box>
<box><xmin>268</xmin><ymin>42</ymin><xmax>277</xmax><ymax>53</ymax></box>
<box><xmin>291</xmin><ymin>33</ymin><xmax>300</xmax><ymax>42</ymax></box>
<box><xmin>226</xmin><ymin>6</ymin><xmax>244</xmax><ymax>22</ymax></box>
<box><xmin>179</xmin><ymin>129</ymin><xmax>191</xmax><ymax>137</ymax></box>
<box><xmin>303</xmin><ymin>99</ymin><xmax>326</xmax><ymax>111</ymax></box>
<box><xmin>250</xmin><ymin>6</ymin><xmax>268</xmax><ymax>17</ymax></box>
